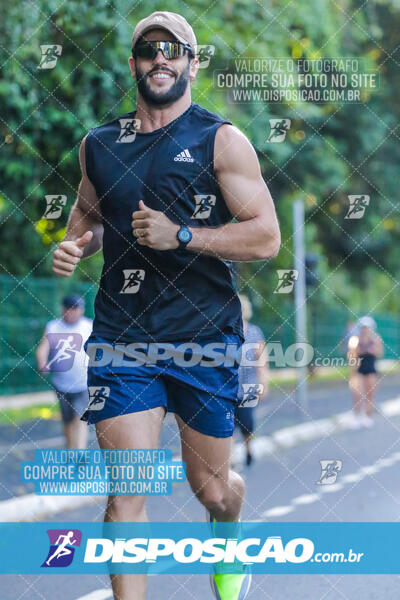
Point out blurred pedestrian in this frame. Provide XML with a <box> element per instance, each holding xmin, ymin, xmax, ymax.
<box><xmin>36</xmin><ymin>294</ymin><xmax>92</xmax><ymax>448</ymax></box>
<box><xmin>348</xmin><ymin>316</ymin><xmax>383</xmax><ymax>429</ymax></box>
<box><xmin>235</xmin><ymin>294</ymin><xmax>269</xmax><ymax>466</ymax></box>
<box><xmin>342</xmin><ymin>319</ymin><xmax>358</xmax><ymax>355</ymax></box>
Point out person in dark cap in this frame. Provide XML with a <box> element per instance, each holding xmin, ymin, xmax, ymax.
<box><xmin>36</xmin><ymin>294</ymin><xmax>92</xmax><ymax>448</ymax></box>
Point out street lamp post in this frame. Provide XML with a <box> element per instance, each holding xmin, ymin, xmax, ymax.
<box><xmin>293</xmin><ymin>200</ymin><xmax>308</xmax><ymax>416</ymax></box>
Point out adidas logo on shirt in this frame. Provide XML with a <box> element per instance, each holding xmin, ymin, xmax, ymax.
<box><xmin>174</xmin><ymin>148</ymin><xmax>194</xmax><ymax>162</ymax></box>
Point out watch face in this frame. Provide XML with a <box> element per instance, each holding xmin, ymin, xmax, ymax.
<box><xmin>178</xmin><ymin>228</ymin><xmax>191</xmax><ymax>243</ymax></box>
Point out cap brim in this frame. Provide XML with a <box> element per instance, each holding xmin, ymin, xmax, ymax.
<box><xmin>133</xmin><ymin>25</ymin><xmax>185</xmax><ymax>49</ymax></box>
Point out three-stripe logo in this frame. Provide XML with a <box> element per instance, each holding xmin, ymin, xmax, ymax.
<box><xmin>173</xmin><ymin>148</ymin><xmax>194</xmax><ymax>162</ymax></box>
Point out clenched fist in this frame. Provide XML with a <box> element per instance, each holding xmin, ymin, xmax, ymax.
<box><xmin>132</xmin><ymin>200</ymin><xmax>179</xmax><ymax>250</ymax></box>
<box><xmin>52</xmin><ymin>231</ymin><xmax>93</xmax><ymax>277</ymax></box>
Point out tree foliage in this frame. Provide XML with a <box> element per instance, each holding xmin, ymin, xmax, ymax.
<box><xmin>1</xmin><ymin>0</ymin><xmax>399</xmax><ymax>320</ymax></box>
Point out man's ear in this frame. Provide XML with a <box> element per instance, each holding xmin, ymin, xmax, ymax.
<box><xmin>189</xmin><ymin>56</ymin><xmax>199</xmax><ymax>81</ymax></box>
<box><xmin>128</xmin><ymin>55</ymin><xmax>136</xmax><ymax>79</ymax></box>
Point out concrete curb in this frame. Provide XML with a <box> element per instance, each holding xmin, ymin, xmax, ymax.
<box><xmin>0</xmin><ymin>492</ymin><xmax>101</xmax><ymax>522</ymax></box>
<box><xmin>0</xmin><ymin>391</ymin><xmax>55</xmax><ymax>410</ymax></box>
<box><xmin>1</xmin><ymin>396</ymin><xmax>400</xmax><ymax>522</ymax></box>
<box><xmin>232</xmin><ymin>395</ymin><xmax>400</xmax><ymax>461</ymax></box>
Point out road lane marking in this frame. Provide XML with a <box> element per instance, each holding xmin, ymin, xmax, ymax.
<box><xmin>292</xmin><ymin>493</ymin><xmax>321</xmax><ymax>505</ymax></box>
<box><xmin>262</xmin><ymin>505</ymin><xmax>294</xmax><ymax>517</ymax></box>
<box><xmin>75</xmin><ymin>590</ymin><xmax>113</xmax><ymax>600</ymax></box>
<box><xmin>262</xmin><ymin>446</ymin><xmax>400</xmax><ymax>519</ymax></box>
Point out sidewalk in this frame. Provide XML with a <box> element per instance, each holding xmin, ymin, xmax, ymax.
<box><xmin>0</xmin><ymin>359</ymin><xmax>398</xmax><ymax>411</ymax></box>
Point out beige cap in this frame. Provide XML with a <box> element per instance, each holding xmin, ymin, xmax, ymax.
<box><xmin>131</xmin><ymin>11</ymin><xmax>197</xmax><ymax>55</ymax></box>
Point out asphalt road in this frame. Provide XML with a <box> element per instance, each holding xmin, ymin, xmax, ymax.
<box><xmin>2</xmin><ymin>371</ymin><xmax>400</xmax><ymax>500</ymax></box>
<box><xmin>2</xmin><ymin>378</ymin><xmax>400</xmax><ymax>599</ymax></box>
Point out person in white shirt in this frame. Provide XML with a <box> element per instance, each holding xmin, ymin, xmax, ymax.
<box><xmin>36</xmin><ymin>294</ymin><xmax>92</xmax><ymax>448</ymax></box>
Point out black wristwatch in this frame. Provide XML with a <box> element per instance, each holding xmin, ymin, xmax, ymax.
<box><xmin>176</xmin><ymin>225</ymin><xmax>192</xmax><ymax>250</ymax></box>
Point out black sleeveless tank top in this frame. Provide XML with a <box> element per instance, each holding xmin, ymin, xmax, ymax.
<box><xmin>85</xmin><ymin>103</ymin><xmax>243</xmax><ymax>343</ymax></box>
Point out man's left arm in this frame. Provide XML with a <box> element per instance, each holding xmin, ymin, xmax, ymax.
<box><xmin>131</xmin><ymin>125</ymin><xmax>281</xmax><ymax>261</ymax></box>
<box><xmin>188</xmin><ymin>124</ymin><xmax>281</xmax><ymax>261</ymax></box>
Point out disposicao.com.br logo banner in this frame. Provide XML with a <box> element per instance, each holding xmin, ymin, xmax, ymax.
<box><xmin>0</xmin><ymin>522</ymin><xmax>399</xmax><ymax>574</ymax></box>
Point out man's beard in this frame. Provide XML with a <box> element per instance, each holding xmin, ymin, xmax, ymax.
<box><xmin>136</xmin><ymin>62</ymin><xmax>190</xmax><ymax>108</ymax></box>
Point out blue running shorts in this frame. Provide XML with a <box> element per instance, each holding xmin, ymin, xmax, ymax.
<box><xmin>81</xmin><ymin>334</ymin><xmax>241</xmax><ymax>438</ymax></box>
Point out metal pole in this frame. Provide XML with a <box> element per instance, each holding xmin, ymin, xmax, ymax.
<box><xmin>293</xmin><ymin>200</ymin><xmax>308</xmax><ymax>415</ymax></box>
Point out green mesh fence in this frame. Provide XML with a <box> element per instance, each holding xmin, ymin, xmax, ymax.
<box><xmin>0</xmin><ymin>274</ymin><xmax>399</xmax><ymax>395</ymax></box>
<box><xmin>0</xmin><ymin>274</ymin><xmax>97</xmax><ymax>395</ymax></box>
<box><xmin>253</xmin><ymin>297</ymin><xmax>400</xmax><ymax>368</ymax></box>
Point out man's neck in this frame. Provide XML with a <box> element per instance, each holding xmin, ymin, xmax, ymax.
<box><xmin>135</xmin><ymin>94</ymin><xmax>192</xmax><ymax>133</ymax></box>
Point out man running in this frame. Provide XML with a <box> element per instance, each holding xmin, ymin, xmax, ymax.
<box><xmin>52</xmin><ymin>11</ymin><xmax>280</xmax><ymax>600</ymax></box>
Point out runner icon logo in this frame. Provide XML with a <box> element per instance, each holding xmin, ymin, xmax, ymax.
<box><xmin>345</xmin><ymin>195</ymin><xmax>370</xmax><ymax>219</ymax></box>
<box><xmin>43</xmin><ymin>195</ymin><xmax>67</xmax><ymax>219</ymax></box>
<box><xmin>43</xmin><ymin>333</ymin><xmax>83</xmax><ymax>372</ymax></box>
<box><xmin>267</xmin><ymin>119</ymin><xmax>291</xmax><ymax>143</ymax></box>
<box><xmin>238</xmin><ymin>383</ymin><xmax>264</xmax><ymax>408</ymax></box>
<box><xmin>88</xmin><ymin>386</ymin><xmax>110</xmax><ymax>411</ymax></box>
<box><xmin>317</xmin><ymin>460</ymin><xmax>343</xmax><ymax>485</ymax></box>
<box><xmin>195</xmin><ymin>45</ymin><xmax>215</xmax><ymax>69</ymax></box>
<box><xmin>37</xmin><ymin>45</ymin><xmax>62</xmax><ymax>69</ymax></box>
<box><xmin>192</xmin><ymin>194</ymin><xmax>216</xmax><ymax>219</ymax></box>
<box><xmin>120</xmin><ymin>269</ymin><xmax>145</xmax><ymax>294</ymax></box>
<box><xmin>116</xmin><ymin>118</ymin><xmax>141</xmax><ymax>143</ymax></box>
<box><xmin>274</xmin><ymin>270</ymin><xmax>298</xmax><ymax>294</ymax></box>
<box><xmin>41</xmin><ymin>529</ymin><xmax>82</xmax><ymax>568</ymax></box>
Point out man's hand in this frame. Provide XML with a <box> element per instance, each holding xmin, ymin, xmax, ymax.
<box><xmin>52</xmin><ymin>231</ymin><xmax>93</xmax><ymax>277</ymax></box>
<box><xmin>132</xmin><ymin>200</ymin><xmax>179</xmax><ymax>250</ymax></box>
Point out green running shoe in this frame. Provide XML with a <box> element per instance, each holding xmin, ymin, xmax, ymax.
<box><xmin>206</xmin><ymin>510</ymin><xmax>252</xmax><ymax>600</ymax></box>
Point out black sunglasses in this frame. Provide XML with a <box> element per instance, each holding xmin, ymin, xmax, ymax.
<box><xmin>133</xmin><ymin>40</ymin><xmax>194</xmax><ymax>60</ymax></box>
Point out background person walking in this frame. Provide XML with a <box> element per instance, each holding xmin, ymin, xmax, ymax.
<box><xmin>348</xmin><ymin>316</ymin><xmax>383</xmax><ymax>429</ymax></box>
<box><xmin>36</xmin><ymin>294</ymin><xmax>92</xmax><ymax>448</ymax></box>
<box><xmin>235</xmin><ymin>295</ymin><xmax>269</xmax><ymax>466</ymax></box>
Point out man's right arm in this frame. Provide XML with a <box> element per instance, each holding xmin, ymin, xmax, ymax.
<box><xmin>52</xmin><ymin>136</ymin><xmax>103</xmax><ymax>277</ymax></box>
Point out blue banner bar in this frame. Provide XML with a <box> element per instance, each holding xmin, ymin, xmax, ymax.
<box><xmin>0</xmin><ymin>522</ymin><xmax>398</xmax><ymax>574</ymax></box>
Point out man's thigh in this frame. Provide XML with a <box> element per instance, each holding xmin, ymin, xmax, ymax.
<box><xmin>96</xmin><ymin>406</ymin><xmax>166</xmax><ymax>449</ymax></box>
<box><xmin>175</xmin><ymin>413</ymin><xmax>233</xmax><ymax>485</ymax></box>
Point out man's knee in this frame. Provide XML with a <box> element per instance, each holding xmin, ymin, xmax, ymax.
<box><xmin>106</xmin><ymin>495</ymin><xmax>146</xmax><ymax>521</ymax></box>
<box><xmin>189</xmin><ymin>474</ymin><xmax>227</xmax><ymax>513</ymax></box>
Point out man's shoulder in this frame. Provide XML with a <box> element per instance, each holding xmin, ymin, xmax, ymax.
<box><xmin>190</xmin><ymin>103</ymin><xmax>232</xmax><ymax>127</ymax></box>
<box><xmin>86</xmin><ymin>111</ymin><xmax>135</xmax><ymax>142</ymax></box>
<box><xmin>78</xmin><ymin>317</ymin><xmax>93</xmax><ymax>330</ymax></box>
<box><xmin>45</xmin><ymin>318</ymin><xmax>63</xmax><ymax>332</ymax></box>
<box><xmin>214</xmin><ymin>123</ymin><xmax>257</xmax><ymax>173</ymax></box>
